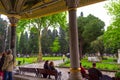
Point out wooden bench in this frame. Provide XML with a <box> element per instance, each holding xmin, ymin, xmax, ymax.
<box><xmin>18</xmin><ymin>67</ymin><xmax>62</xmax><ymax>80</ymax></box>
<box><xmin>19</xmin><ymin>67</ymin><xmax>37</xmax><ymax>76</ymax></box>
<box><xmin>37</xmin><ymin>68</ymin><xmax>61</xmax><ymax>80</ymax></box>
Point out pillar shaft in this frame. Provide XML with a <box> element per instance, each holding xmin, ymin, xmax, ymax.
<box><xmin>66</xmin><ymin>0</ymin><xmax>82</xmax><ymax>80</ymax></box>
<box><xmin>9</xmin><ymin>17</ymin><xmax>18</xmax><ymax>60</ymax></box>
<box><xmin>69</xmin><ymin>9</ymin><xmax>79</xmax><ymax>69</ymax></box>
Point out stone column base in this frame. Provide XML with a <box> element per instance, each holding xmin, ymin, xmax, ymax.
<box><xmin>68</xmin><ymin>72</ymin><xmax>82</xmax><ymax>80</ymax></box>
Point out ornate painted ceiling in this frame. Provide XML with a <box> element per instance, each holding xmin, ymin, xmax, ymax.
<box><xmin>0</xmin><ymin>0</ymin><xmax>105</xmax><ymax>19</ymax></box>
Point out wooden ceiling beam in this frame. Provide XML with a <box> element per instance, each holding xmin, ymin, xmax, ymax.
<box><xmin>14</xmin><ymin>0</ymin><xmax>27</xmax><ymax>13</ymax></box>
<box><xmin>21</xmin><ymin>0</ymin><xmax>61</xmax><ymax>14</ymax></box>
<box><xmin>0</xmin><ymin>0</ymin><xmax>12</xmax><ymax>12</ymax></box>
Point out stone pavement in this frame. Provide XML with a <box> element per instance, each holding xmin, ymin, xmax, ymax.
<box><xmin>18</xmin><ymin>60</ymin><xmax>69</xmax><ymax>80</ymax></box>
<box><xmin>16</xmin><ymin>60</ymin><xmax>115</xmax><ymax>80</ymax></box>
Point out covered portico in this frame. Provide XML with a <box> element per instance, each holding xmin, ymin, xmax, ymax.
<box><xmin>0</xmin><ymin>0</ymin><xmax>105</xmax><ymax>80</ymax></box>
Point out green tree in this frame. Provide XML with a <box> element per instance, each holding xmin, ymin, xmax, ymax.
<box><xmin>31</xmin><ymin>12</ymin><xmax>67</xmax><ymax>61</ymax></box>
<box><xmin>28</xmin><ymin>27</ymin><xmax>39</xmax><ymax>55</ymax></box>
<box><xmin>58</xmin><ymin>27</ymin><xmax>69</xmax><ymax>54</ymax></box>
<box><xmin>0</xmin><ymin>18</ymin><xmax>8</xmax><ymax>52</ymax></box>
<box><xmin>19</xmin><ymin>32</ymin><xmax>29</xmax><ymax>55</ymax></box>
<box><xmin>41</xmin><ymin>29</ymin><xmax>53</xmax><ymax>54</ymax></box>
<box><xmin>51</xmin><ymin>37</ymin><xmax>60</xmax><ymax>53</ymax></box>
<box><xmin>17</xmin><ymin>12</ymin><xmax>67</xmax><ymax>61</ymax></box>
<box><xmin>77</xmin><ymin>14</ymin><xmax>105</xmax><ymax>57</ymax></box>
<box><xmin>91</xmin><ymin>36</ymin><xmax>104</xmax><ymax>58</ymax></box>
<box><xmin>104</xmin><ymin>26</ymin><xmax>120</xmax><ymax>53</ymax></box>
<box><xmin>77</xmin><ymin>13</ymin><xmax>87</xmax><ymax>58</ymax></box>
<box><xmin>104</xmin><ymin>0</ymin><xmax>120</xmax><ymax>53</ymax></box>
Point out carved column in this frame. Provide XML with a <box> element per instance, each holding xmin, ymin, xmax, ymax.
<box><xmin>9</xmin><ymin>17</ymin><xmax>19</xmax><ymax>61</ymax></box>
<box><xmin>66</xmin><ymin>0</ymin><xmax>82</xmax><ymax>80</ymax></box>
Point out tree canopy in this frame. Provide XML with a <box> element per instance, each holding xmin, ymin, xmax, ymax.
<box><xmin>104</xmin><ymin>0</ymin><xmax>120</xmax><ymax>53</ymax></box>
<box><xmin>16</xmin><ymin>12</ymin><xmax>67</xmax><ymax>58</ymax></box>
<box><xmin>77</xmin><ymin>13</ymin><xmax>105</xmax><ymax>55</ymax></box>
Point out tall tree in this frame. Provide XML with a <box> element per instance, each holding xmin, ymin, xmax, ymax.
<box><xmin>50</xmin><ymin>37</ymin><xmax>60</xmax><ymax>53</ymax></box>
<box><xmin>58</xmin><ymin>27</ymin><xmax>69</xmax><ymax>54</ymax></box>
<box><xmin>77</xmin><ymin>13</ymin><xmax>87</xmax><ymax>58</ymax></box>
<box><xmin>31</xmin><ymin>12</ymin><xmax>67</xmax><ymax>61</ymax></box>
<box><xmin>91</xmin><ymin>36</ymin><xmax>104</xmax><ymax>58</ymax></box>
<box><xmin>104</xmin><ymin>0</ymin><xmax>120</xmax><ymax>53</ymax></box>
<box><xmin>0</xmin><ymin>18</ymin><xmax>8</xmax><ymax>52</ymax></box>
<box><xmin>77</xmin><ymin>14</ymin><xmax>105</xmax><ymax>57</ymax></box>
<box><xmin>17</xmin><ymin>12</ymin><xmax>67</xmax><ymax>61</ymax></box>
<box><xmin>41</xmin><ymin>29</ymin><xmax>53</xmax><ymax>54</ymax></box>
<box><xmin>28</xmin><ymin>27</ymin><xmax>39</xmax><ymax>55</ymax></box>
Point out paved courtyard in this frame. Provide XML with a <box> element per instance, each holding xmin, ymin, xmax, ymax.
<box><xmin>16</xmin><ymin>60</ymin><xmax>115</xmax><ymax>80</ymax></box>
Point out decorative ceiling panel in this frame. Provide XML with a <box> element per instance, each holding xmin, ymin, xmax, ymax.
<box><xmin>0</xmin><ymin>0</ymin><xmax>105</xmax><ymax>19</ymax></box>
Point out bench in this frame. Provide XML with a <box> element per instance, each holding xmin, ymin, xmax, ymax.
<box><xmin>37</xmin><ymin>68</ymin><xmax>61</xmax><ymax>80</ymax></box>
<box><xmin>19</xmin><ymin>67</ymin><xmax>37</xmax><ymax>76</ymax></box>
<box><xmin>18</xmin><ymin>67</ymin><xmax>62</xmax><ymax>80</ymax></box>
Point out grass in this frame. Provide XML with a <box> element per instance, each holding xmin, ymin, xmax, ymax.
<box><xmin>16</xmin><ymin>56</ymin><xmax>120</xmax><ymax>71</ymax></box>
<box><xmin>60</xmin><ymin>57</ymin><xmax>120</xmax><ymax>71</ymax></box>
<box><xmin>16</xmin><ymin>56</ymin><xmax>62</xmax><ymax>65</ymax></box>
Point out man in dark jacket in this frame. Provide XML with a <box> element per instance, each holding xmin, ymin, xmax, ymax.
<box><xmin>88</xmin><ymin>62</ymin><xmax>102</xmax><ymax>80</ymax></box>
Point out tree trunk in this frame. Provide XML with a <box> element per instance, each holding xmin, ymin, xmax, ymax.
<box><xmin>37</xmin><ymin>30</ymin><xmax>42</xmax><ymax>62</ymax></box>
<box><xmin>79</xmin><ymin>36</ymin><xmax>83</xmax><ymax>60</ymax></box>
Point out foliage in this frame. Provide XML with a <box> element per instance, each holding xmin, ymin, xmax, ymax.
<box><xmin>91</xmin><ymin>36</ymin><xmax>104</xmax><ymax>57</ymax></box>
<box><xmin>104</xmin><ymin>0</ymin><xmax>120</xmax><ymax>53</ymax></box>
<box><xmin>41</xmin><ymin>29</ymin><xmax>53</xmax><ymax>54</ymax></box>
<box><xmin>104</xmin><ymin>26</ymin><xmax>120</xmax><ymax>53</ymax></box>
<box><xmin>19</xmin><ymin>32</ymin><xmax>29</xmax><ymax>54</ymax></box>
<box><xmin>77</xmin><ymin>13</ymin><xmax>105</xmax><ymax>55</ymax></box>
<box><xmin>60</xmin><ymin>57</ymin><xmax>120</xmax><ymax>71</ymax></box>
<box><xmin>115</xmin><ymin>71</ymin><xmax>120</xmax><ymax>78</ymax></box>
<box><xmin>17</xmin><ymin>19</ymin><xmax>30</xmax><ymax>35</ymax></box>
<box><xmin>16</xmin><ymin>56</ymin><xmax>62</xmax><ymax>65</ymax></box>
<box><xmin>50</xmin><ymin>37</ymin><xmax>60</xmax><ymax>53</ymax></box>
<box><xmin>58</xmin><ymin>27</ymin><xmax>69</xmax><ymax>54</ymax></box>
<box><xmin>28</xmin><ymin>27</ymin><xmax>39</xmax><ymax>54</ymax></box>
<box><xmin>16</xmin><ymin>12</ymin><xmax>67</xmax><ymax>56</ymax></box>
<box><xmin>0</xmin><ymin>18</ymin><xmax>8</xmax><ymax>52</ymax></box>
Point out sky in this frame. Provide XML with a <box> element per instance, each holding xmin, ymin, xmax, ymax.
<box><xmin>77</xmin><ymin>1</ymin><xmax>112</xmax><ymax>30</ymax></box>
<box><xmin>1</xmin><ymin>1</ymin><xmax>111</xmax><ymax>30</ymax></box>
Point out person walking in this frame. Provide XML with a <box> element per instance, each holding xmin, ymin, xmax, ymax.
<box><xmin>2</xmin><ymin>49</ymin><xmax>14</xmax><ymax>80</ymax></box>
<box><xmin>62</xmin><ymin>54</ymin><xmax>65</xmax><ymax>62</ymax></box>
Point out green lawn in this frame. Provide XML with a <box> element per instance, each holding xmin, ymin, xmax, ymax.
<box><xmin>60</xmin><ymin>57</ymin><xmax>120</xmax><ymax>71</ymax></box>
<box><xmin>16</xmin><ymin>56</ymin><xmax>120</xmax><ymax>71</ymax></box>
<box><xmin>16</xmin><ymin>56</ymin><xmax>62</xmax><ymax>65</ymax></box>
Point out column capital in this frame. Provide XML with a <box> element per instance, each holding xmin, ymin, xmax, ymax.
<box><xmin>65</xmin><ymin>0</ymin><xmax>80</xmax><ymax>9</ymax></box>
<box><xmin>8</xmin><ymin>17</ymin><xmax>19</xmax><ymax>25</ymax></box>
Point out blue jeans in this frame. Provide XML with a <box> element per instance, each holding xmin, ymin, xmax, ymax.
<box><xmin>3</xmin><ymin>71</ymin><xmax>12</xmax><ymax>80</ymax></box>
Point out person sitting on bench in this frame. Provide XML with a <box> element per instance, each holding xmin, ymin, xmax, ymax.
<box><xmin>49</xmin><ymin>61</ymin><xmax>58</xmax><ymax>72</ymax></box>
<box><xmin>49</xmin><ymin>61</ymin><xmax>61</xmax><ymax>79</ymax></box>
<box><xmin>43</xmin><ymin>60</ymin><xmax>50</xmax><ymax>78</ymax></box>
<box><xmin>80</xmin><ymin>62</ymin><xmax>86</xmax><ymax>78</ymax></box>
<box><xmin>88</xmin><ymin>62</ymin><xmax>102</xmax><ymax>80</ymax></box>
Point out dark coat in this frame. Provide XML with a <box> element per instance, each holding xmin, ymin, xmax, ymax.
<box><xmin>88</xmin><ymin>68</ymin><xmax>102</xmax><ymax>80</ymax></box>
<box><xmin>0</xmin><ymin>55</ymin><xmax>5</xmax><ymax>71</ymax></box>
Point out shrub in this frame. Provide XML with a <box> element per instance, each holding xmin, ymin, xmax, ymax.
<box><xmin>115</xmin><ymin>71</ymin><xmax>120</xmax><ymax>78</ymax></box>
